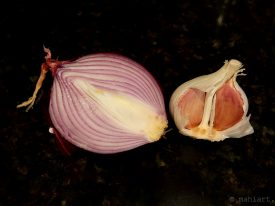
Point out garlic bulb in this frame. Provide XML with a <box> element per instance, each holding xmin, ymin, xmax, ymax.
<box><xmin>169</xmin><ymin>59</ymin><xmax>254</xmax><ymax>141</ymax></box>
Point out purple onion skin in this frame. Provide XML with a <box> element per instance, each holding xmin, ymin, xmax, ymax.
<box><xmin>46</xmin><ymin>51</ymin><xmax>168</xmax><ymax>154</ymax></box>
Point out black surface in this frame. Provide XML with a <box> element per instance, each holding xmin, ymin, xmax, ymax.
<box><xmin>1</xmin><ymin>0</ymin><xmax>274</xmax><ymax>205</ymax></box>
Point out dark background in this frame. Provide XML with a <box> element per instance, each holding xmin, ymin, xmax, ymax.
<box><xmin>0</xmin><ymin>0</ymin><xmax>274</xmax><ymax>205</ymax></box>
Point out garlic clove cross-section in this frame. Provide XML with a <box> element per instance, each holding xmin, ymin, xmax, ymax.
<box><xmin>169</xmin><ymin>59</ymin><xmax>254</xmax><ymax>141</ymax></box>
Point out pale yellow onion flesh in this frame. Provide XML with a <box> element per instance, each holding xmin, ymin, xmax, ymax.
<box><xmin>169</xmin><ymin>59</ymin><xmax>254</xmax><ymax>141</ymax></box>
<box><xmin>74</xmin><ymin>79</ymin><xmax>167</xmax><ymax>141</ymax></box>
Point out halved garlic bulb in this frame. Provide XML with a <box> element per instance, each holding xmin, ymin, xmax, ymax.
<box><xmin>169</xmin><ymin>59</ymin><xmax>254</xmax><ymax>141</ymax></box>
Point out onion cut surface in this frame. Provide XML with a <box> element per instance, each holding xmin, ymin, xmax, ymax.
<box><xmin>49</xmin><ymin>53</ymin><xmax>168</xmax><ymax>154</ymax></box>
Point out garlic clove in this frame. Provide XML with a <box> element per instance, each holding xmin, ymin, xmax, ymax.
<box><xmin>169</xmin><ymin>59</ymin><xmax>254</xmax><ymax>141</ymax></box>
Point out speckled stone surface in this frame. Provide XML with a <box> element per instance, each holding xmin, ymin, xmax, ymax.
<box><xmin>0</xmin><ymin>0</ymin><xmax>274</xmax><ymax>205</ymax></box>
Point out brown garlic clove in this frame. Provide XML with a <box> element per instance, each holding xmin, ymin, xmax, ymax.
<box><xmin>169</xmin><ymin>59</ymin><xmax>254</xmax><ymax>141</ymax></box>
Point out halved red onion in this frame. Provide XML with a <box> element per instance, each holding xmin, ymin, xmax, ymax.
<box><xmin>17</xmin><ymin>48</ymin><xmax>168</xmax><ymax>154</ymax></box>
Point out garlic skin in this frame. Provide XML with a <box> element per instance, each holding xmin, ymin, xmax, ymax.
<box><xmin>169</xmin><ymin>59</ymin><xmax>254</xmax><ymax>141</ymax></box>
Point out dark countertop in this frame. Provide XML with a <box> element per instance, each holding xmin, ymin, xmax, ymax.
<box><xmin>0</xmin><ymin>0</ymin><xmax>274</xmax><ymax>205</ymax></box>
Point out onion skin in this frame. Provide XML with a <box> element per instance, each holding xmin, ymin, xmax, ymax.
<box><xmin>18</xmin><ymin>48</ymin><xmax>168</xmax><ymax>154</ymax></box>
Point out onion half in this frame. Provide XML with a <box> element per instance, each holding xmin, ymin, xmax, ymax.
<box><xmin>17</xmin><ymin>48</ymin><xmax>168</xmax><ymax>154</ymax></box>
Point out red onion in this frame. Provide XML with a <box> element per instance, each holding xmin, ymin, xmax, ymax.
<box><xmin>17</xmin><ymin>48</ymin><xmax>168</xmax><ymax>154</ymax></box>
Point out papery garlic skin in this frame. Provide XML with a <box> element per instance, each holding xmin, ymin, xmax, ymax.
<box><xmin>170</xmin><ymin>59</ymin><xmax>254</xmax><ymax>141</ymax></box>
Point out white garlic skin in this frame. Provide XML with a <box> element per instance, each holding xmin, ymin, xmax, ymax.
<box><xmin>169</xmin><ymin>59</ymin><xmax>254</xmax><ymax>141</ymax></box>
